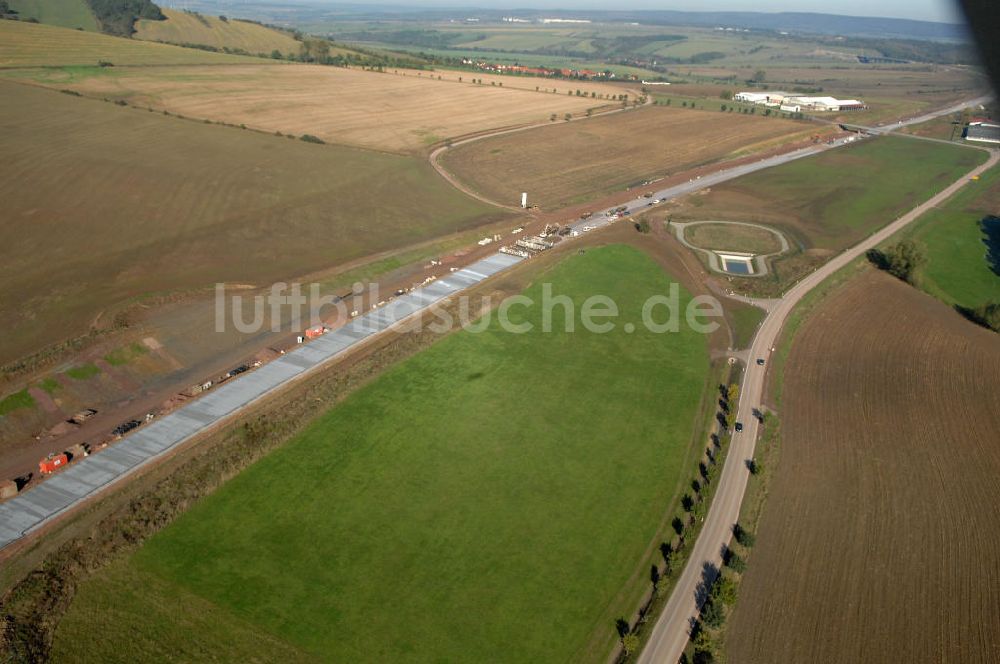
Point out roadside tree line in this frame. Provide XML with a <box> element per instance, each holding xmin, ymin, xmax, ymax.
<box><xmin>613</xmin><ymin>380</ymin><xmax>748</xmax><ymax>660</ymax></box>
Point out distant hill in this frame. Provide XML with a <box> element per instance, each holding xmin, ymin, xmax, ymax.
<box><xmin>0</xmin><ymin>18</ymin><xmax>261</xmax><ymax>66</ymax></box>
<box><xmin>198</xmin><ymin>3</ymin><xmax>965</xmax><ymax>43</ymax></box>
<box><xmin>135</xmin><ymin>8</ymin><xmax>301</xmax><ymax>56</ymax></box>
<box><xmin>612</xmin><ymin>10</ymin><xmax>968</xmax><ymax>41</ymax></box>
<box><xmin>7</xmin><ymin>0</ymin><xmax>165</xmax><ymax>36</ymax></box>
<box><xmin>84</xmin><ymin>0</ymin><xmax>164</xmax><ymax>36</ymax></box>
<box><xmin>7</xmin><ymin>0</ymin><xmax>99</xmax><ymax>32</ymax></box>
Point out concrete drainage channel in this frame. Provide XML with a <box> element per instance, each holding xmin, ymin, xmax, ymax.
<box><xmin>671</xmin><ymin>220</ymin><xmax>789</xmax><ymax>277</ymax></box>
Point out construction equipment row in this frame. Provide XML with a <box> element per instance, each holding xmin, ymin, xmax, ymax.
<box><xmin>500</xmin><ymin>234</ymin><xmax>554</xmax><ymax>258</ymax></box>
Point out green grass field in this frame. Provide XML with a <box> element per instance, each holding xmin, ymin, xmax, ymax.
<box><xmin>685</xmin><ymin>223</ymin><xmax>784</xmax><ymax>255</ymax></box>
<box><xmin>0</xmin><ymin>80</ymin><xmax>505</xmax><ymax>365</ymax></box>
<box><xmin>134</xmin><ymin>9</ymin><xmax>303</xmax><ymax>56</ymax></box>
<box><xmin>679</xmin><ymin>137</ymin><xmax>987</xmax><ymax>251</ymax></box>
<box><xmin>0</xmin><ymin>389</ymin><xmax>35</xmax><ymax>416</ymax></box>
<box><xmin>903</xmin><ymin>163</ymin><xmax>1000</xmax><ymax>309</ymax></box>
<box><xmin>8</xmin><ymin>0</ymin><xmax>98</xmax><ymax>31</ymax></box>
<box><xmin>672</xmin><ymin>136</ymin><xmax>987</xmax><ymax>297</ymax></box>
<box><xmin>52</xmin><ymin>244</ymin><xmax>711</xmax><ymax>663</ymax></box>
<box><xmin>104</xmin><ymin>342</ymin><xmax>148</xmax><ymax>366</ymax></box>
<box><xmin>65</xmin><ymin>363</ymin><xmax>100</xmax><ymax>380</ymax></box>
<box><xmin>37</xmin><ymin>376</ymin><xmax>61</xmax><ymax>394</ymax></box>
<box><xmin>0</xmin><ymin>19</ymin><xmax>261</xmax><ymax>67</ymax></box>
<box><xmin>726</xmin><ymin>300</ymin><xmax>767</xmax><ymax>349</ymax></box>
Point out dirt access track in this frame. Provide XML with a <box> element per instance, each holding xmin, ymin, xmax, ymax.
<box><xmin>728</xmin><ymin>269</ymin><xmax>1000</xmax><ymax>663</ymax></box>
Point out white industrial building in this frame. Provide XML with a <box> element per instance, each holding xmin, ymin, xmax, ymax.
<box><xmin>965</xmin><ymin>121</ymin><xmax>1000</xmax><ymax>144</ymax></box>
<box><xmin>790</xmin><ymin>96</ymin><xmax>866</xmax><ymax>112</ymax></box>
<box><xmin>733</xmin><ymin>91</ymin><xmax>789</xmax><ymax>106</ymax></box>
<box><xmin>734</xmin><ymin>91</ymin><xmax>866</xmax><ymax>112</ymax></box>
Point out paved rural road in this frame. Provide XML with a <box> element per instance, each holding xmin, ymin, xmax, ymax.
<box><xmin>635</xmin><ymin>148</ymin><xmax>998</xmax><ymax>664</ymax></box>
<box><xmin>844</xmin><ymin>94</ymin><xmax>993</xmax><ymax>135</ymax></box>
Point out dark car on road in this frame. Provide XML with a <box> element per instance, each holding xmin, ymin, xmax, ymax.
<box><xmin>735</xmin><ymin>421</ymin><xmax>744</xmax><ymax>433</ymax></box>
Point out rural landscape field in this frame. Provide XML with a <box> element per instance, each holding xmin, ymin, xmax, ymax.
<box><xmin>441</xmin><ymin>105</ymin><xmax>810</xmax><ymax>208</ymax></box>
<box><xmin>666</xmin><ymin>135</ymin><xmax>988</xmax><ymax>293</ymax></box>
<box><xmin>0</xmin><ymin>78</ymin><xmax>506</xmax><ymax>364</ymax></box>
<box><xmin>47</xmin><ymin>244</ymin><xmax>712</xmax><ymax>663</ymax></box>
<box><xmin>12</xmin><ymin>63</ymin><xmax>628</xmax><ymax>153</ymax></box>
<box><xmin>0</xmin><ymin>0</ymin><xmax>998</xmax><ymax>663</ymax></box>
<box><xmin>728</xmin><ymin>270</ymin><xmax>1000</xmax><ymax>663</ymax></box>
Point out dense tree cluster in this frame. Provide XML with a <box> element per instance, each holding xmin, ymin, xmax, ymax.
<box><xmin>867</xmin><ymin>240</ymin><xmax>926</xmax><ymax>285</ymax></box>
<box><xmin>84</xmin><ymin>0</ymin><xmax>164</xmax><ymax>36</ymax></box>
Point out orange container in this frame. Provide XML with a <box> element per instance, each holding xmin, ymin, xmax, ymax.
<box><xmin>39</xmin><ymin>454</ymin><xmax>69</xmax><ymax>474</ymax></box>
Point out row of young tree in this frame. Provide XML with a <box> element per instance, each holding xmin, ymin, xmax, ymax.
<box><xmin>683</xmin><ymin>523</ymin><xmax>757</xmax><ymax>664</ymax></box>
<box><xmin>614</xmin><ymin>382</ymin><xmax>750</xmax><ymax>659</ymax></box>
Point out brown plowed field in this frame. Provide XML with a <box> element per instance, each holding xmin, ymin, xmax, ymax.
<box><xmin>439</xmin><ymin>105</ymin><xmax>807</xmax><ymax>210</ymax></box>
<box><xmin>0</xmin><ymin>80</ymin><xmax>506</xmax><ymax>365</ymax></box>
<box><xmin>728</xmin><ymin>269</ymin><xmax>1000</xmax><ymax>663</ymax></box>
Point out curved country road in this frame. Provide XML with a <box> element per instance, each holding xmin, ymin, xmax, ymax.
<box><xmin>635</xmin><ymin>146</ymin><xmax>998</xmax><ymax>663</ymax></box>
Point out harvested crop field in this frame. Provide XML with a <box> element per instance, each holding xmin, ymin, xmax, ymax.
<box><xmin>50</xmin><ymin>244</ymin><xmax>711</xmax><ymax>663</ymax></box>
<box><xmin>0</xmin><ymin>19</ymin><xmax>256</xmax><ymax>67</ymax></box>
<box><xmin>134</xmin><ymin>9</ymin><xmax>303</xmax><ymax>55</ymax></box>
<box><xmin>440</xmin><ymin>105</ymin><xmax>807</xmax><ymax>209</ymax></box>
<box><xmin>23</xmin><ymin>63</ymin><xmax>623</xmax><ymax>153</ymax></box>
<box><xmin>421</xmin><ymin>67</ymin><xmax>628</xmax><ymax>98</ymax></box>
<box><xmin>728</xmin><ymin>269</ymin><xmax>1000</xmax><ymax>663</ymax></box>
<box><xmin>0</xmin><ymin>80</ymin><xmax>506</xmax><ymax>365</ymax></box>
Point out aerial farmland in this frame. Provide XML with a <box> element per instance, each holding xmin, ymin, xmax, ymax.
<box><xmin>727</xmin><ymin>269</ymin><xmax>1000</xmax><ymax>663</ymax></box>
<box><xmin>0</xmin><ymin>2</ymin><xmax>997</xmax><ymax>664</ymax></box>
<box><xmin>12</xmin><ymin>62</ymin><xmax>630</xmax><ymax>153</ymax></box>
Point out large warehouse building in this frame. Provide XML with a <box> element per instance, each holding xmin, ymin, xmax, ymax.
<box><xmin>734</xmin><ymin>91</ymin><xmax>866</xmax><ymax>112</ymax></box>
<box><xmin>964</xmin><ymin>120</ymin><xmax>1000</xmax><ymax>143</ymax></box>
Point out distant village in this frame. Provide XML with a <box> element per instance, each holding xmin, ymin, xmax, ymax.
<box><xmin>460</xmin><ymin>58</ymin><xmax>630</xmax><ymax>80</ymax></box>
